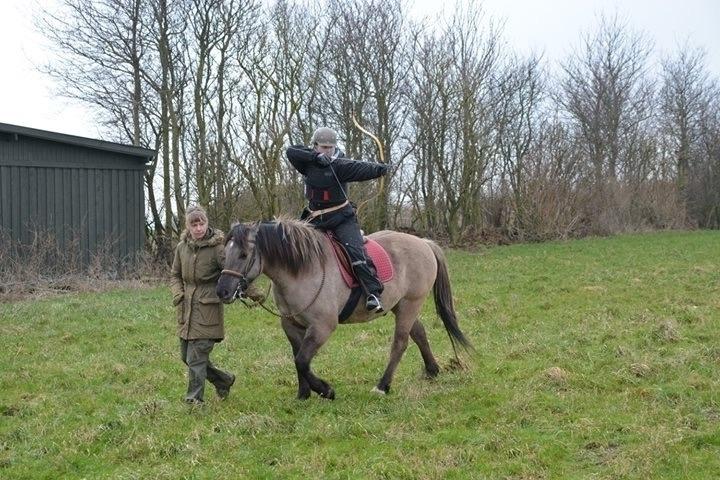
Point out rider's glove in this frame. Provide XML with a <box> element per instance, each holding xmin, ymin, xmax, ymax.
<box><xmin>314</xmin><ymin>152</ymin><xmax>333</xmax><ymax>167</ymax></box>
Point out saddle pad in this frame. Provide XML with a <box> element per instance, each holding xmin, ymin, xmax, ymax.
<box><xmin>327</xmin><ymin>234</ymin><xmax>394</xmax><ymax>289</ymax></box>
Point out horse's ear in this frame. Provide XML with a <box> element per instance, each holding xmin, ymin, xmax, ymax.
<box><xmin>224</xmin><ymin>221</ymin><xmax>240</xmax><ymax>244</ymax></box>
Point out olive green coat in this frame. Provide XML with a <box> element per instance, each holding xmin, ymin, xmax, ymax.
<box><xmin>170</xmin><ymin>228</ymin><xmax>226</xmax><ymax>340</ymax></box>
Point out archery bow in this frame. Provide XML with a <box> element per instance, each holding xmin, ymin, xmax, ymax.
<box><xmin>352</xmin><ymin>113</ymin><xmax>386</xmax><ymax>215</ymax></box>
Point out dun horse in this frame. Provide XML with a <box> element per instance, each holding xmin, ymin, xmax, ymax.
<box><xmin>216</xmin><ymin>218</ymin><xmax>472</xmax><ymax>399</ymax></box>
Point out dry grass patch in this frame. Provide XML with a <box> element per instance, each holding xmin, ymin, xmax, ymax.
<box><xmin>544</xmin><ymin>366</ymin><xmax>570</xmax><ymax>385</ymax></box>
<box><xmin>654</xmin><ymin>319</ymin><xmax>681</xmax><ymax>342</ymax></box>
<box><xmin>629</xmin><ymin>363</ymin><xmax>651</xmax><ymax>377</ymax></box>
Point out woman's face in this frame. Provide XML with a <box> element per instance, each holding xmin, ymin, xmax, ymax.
<box><xmin>189</xmin><ymin>219</ymin><xmax>208</xmax><ymax>240</ymax></box>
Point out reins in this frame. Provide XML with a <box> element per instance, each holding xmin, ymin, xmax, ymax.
<box><xmin>242</xmin><ymin>262</ymin><xmax>326</xmax><ymax>318</ymax></box>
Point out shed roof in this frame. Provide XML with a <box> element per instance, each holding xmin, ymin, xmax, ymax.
<box><xmin>0</xmin><ymin>122</ymin><xmax>155</xmax><ymax>161</ymax></box>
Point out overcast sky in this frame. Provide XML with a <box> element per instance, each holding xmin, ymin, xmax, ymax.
<box><xmin>1</xmin><ymin>0</ymin><xmax>718</xmax><ymax>141</ymax></box>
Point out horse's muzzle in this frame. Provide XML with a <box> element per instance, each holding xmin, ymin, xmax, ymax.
<box><xmin>216</xmin><ymin>285</ymin><xmax>235</xmax><ymax>304</ymax></box>
<box><xmin>216</xmin><ymin>274</ymin><xmax>248</xmax><ymax>304</ymax></box>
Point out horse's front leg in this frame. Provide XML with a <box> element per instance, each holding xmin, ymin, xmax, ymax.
<box><xmin>295</xmin><ymin>323</ymin><xmax>337</xmax><ymax>400</ymax></box>
<box><xmin>281</xmin><ymin>316</ymin><xmax>311</xmax><ymax>399</ymax></box>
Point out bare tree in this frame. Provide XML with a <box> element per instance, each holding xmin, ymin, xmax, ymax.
<box><xmin>690</xmin><ymin>79</ymin><xmax>720</xmax><ymax>227</ymax></box>
<box><xmin>520</xmin><ymin>112</ymin><xmax>587</xmax><ymax>239</ymax></box>
<box><xmin>659</xmin><ymin>46</ymin><xmax>715</xmax><ymax>201</ymax></box>
<box><xmin>493</xmin><ymin>54</ymin><xmax>545</xmax><ymax>238</ymax></box>
<box><xmin>141</xmin><ymin>0</ymin><xmax>192</xmax><ymax>243</ymax></box>
<box><xmin>223</xmin><ymin>0</ymin><xmax>322</xmax><ymax>220</ymax></box>
<box><xmin>325</xmin><ymin>0</ymin><xmax>411</xmax><ymax>231</ymax></box>
<box><xmin>40</xmin><ymin>0</ymin><xmax>152</xmax><ymax>138</ymax></box>
<box><xmin>559</xmin><ymin>14</ymin><xmax>654</xmax><ymax>184</ymax></box>
<box><xmin>405</xmin><ymin>28</ymin><xmax>453</xmax><ymax>234</ymax></box>
<box><xmin>406</xmin><ymin>5</ymin><xmax>502</xmax><ymax>243</ymax></box>
<box><xmin>187</xmin><ymin>0</ymin><xmax>221</xmax><ymax>208</ymax></box>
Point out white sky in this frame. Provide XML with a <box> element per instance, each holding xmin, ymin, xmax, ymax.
<box><xmin>1</xmin><ymin>0</ymin><xmax>718</xmax><ymax>140</ymax></box>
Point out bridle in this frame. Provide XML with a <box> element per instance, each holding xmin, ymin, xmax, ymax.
<box><xmin>220</xmin><ymin>240</ymin><xmax>261</xmax><ymax>301</ymax></box>
<box><xmin>219</xmin><ymin>225</ymin><xmax>327</xmax><ymax>319</ymax></box>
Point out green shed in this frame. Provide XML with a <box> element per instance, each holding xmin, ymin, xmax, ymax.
<box><xmin>0</xmin><ymin>122</ymin><xmax>155</xmax><ymax>264</ymax></box>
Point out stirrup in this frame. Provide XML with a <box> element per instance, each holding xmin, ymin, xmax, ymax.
<box><xmin>366</xmin><ymin>294</ymin><xmax>383</xmax><ymax>313</ymax></box>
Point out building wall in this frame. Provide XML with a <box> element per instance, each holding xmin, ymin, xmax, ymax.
<box><xmin>0</xmin><ymin>134</ymin><xmax>146</xmax><ymax>264</ymax></box>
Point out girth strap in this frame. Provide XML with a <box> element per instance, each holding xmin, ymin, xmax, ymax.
<box><xmin>339</xmin><ymin>287</ymin><xmax>363</xmax><ymax>323</ymax></box>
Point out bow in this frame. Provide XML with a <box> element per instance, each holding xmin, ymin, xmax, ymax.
<box><xmin>352</xmin><ymin>113</ymin><xmax>386</xmax><ymax>215</ymax></box>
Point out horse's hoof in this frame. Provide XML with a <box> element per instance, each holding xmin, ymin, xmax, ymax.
<box><xmin>371</xmin><ymin>386</ymin><xmax>387</xmax><ymax>395</ymax></box>
<box><xmin>320</xmin><ymin>388</ymin><xmax>335</xmax><ymax>400</ymax></box>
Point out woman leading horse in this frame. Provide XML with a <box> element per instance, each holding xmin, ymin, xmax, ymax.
<box><xmin>216</xmin><ymin>218</ymin><xmax>472</xmax><ymax>400</ymax></box>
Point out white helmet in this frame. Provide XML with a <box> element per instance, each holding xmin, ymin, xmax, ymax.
<box><xmin>311</xmin><ymin>127</ymin><xmax>338</xmax><ymax>146</ymax></box>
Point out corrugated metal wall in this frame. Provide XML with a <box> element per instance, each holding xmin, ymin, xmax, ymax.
<box><xmin>0</xmin><ymin>134</ymin><xmax>147</xmax><ymax>264</ymax></box>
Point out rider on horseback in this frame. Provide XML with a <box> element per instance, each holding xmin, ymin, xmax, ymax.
<box><xmin>286</xmin><ymin>127</ymin><xmax>389</xmax><ymax>313</ymax></box>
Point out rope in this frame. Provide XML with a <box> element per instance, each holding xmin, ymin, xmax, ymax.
<box><xmin>242</xmin><ymin>262</ymin><xmax>326</xmax><ymax>319</ymax></box>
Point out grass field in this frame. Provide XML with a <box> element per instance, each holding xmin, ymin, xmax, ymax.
<box><xmin>1</xmin><ymin>230</ymin><xmax>719</xmax><ymax>479</ymax></box>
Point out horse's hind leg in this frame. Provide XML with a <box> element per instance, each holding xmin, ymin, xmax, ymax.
<box><xmin>294</xmin><ymin>323</ymin><xmax>337</xmax><ymax>400</ymax></box>
<box><xmin>375</xmin><ymin>299</ymin><xmax>424</xmax><ymax>394</ymax></box>
<box><xmin>409</xmin><ymin>320</ymin><xmax>440</xmax><ymax>378</ymax></box>
<box><xmin>281</xmin><ymin>316</ymin><xmax>311</xmax><ymax>400</ymax></box>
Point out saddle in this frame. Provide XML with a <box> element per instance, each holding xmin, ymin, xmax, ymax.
<box><xmin>326</xmin><ymin>233</ymin><xmax>394</xmax><ymax>288</ymax></box>
<box><xmin>325</xmin><ymin>233</ymin><xmax>394</xmax><ymax>322</ymax></box>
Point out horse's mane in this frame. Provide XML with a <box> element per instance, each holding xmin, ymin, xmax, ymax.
<box><xmin>252</xmin><ymin>216</ymin><xmax>326</xmax><ymax>276</ymax></box>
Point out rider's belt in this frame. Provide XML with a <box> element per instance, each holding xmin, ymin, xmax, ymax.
<box><xmin>306</xmin><ymin>200</ymin><xmax>349</xmax><ymax>221</ymax></box>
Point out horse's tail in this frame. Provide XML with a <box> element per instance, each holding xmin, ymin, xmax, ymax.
<box><xmin>426</xmin><ymin>240</ymin><xmax>474</xmax><ymax>357</ymax></box>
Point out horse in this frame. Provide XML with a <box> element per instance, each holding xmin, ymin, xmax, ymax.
<box><xmin>216</xmin><ymin>218</ymin><xmax>472</xmax><ymax>399</ymax></box>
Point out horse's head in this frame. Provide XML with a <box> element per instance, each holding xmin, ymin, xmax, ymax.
<box><xmin>216</xmin><ymin>222</ymin><xmax>261</xmax><ymax>303</ymax></box>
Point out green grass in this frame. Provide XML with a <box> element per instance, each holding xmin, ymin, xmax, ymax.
<box><xmin>1</xmin><ymin>230</ymin><xmax>719</xmax><ymax>479</ymax></box>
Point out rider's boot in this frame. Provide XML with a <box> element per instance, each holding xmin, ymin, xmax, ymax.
<box><xmin>366</xmin><ymin>293</ymin><xmax>383</xmax><ymax>313</ymax></box>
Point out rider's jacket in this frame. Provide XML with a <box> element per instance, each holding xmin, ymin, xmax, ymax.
<box><xmin>286</xmin><ymin>145</ymin><xmax>386</xmax><ymax>209</ymax></box>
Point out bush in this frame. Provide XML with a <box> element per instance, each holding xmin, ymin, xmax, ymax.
<box><xmin>0</xmin><ymin>230</ymin><xmax>164</xmax><ymax>301</ymax></box>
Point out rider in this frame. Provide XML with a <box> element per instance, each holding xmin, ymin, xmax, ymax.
<box><xmin>286</xmin><ymin>127</ymin><xmax>389</xmax><ymax>313</ymax></box>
